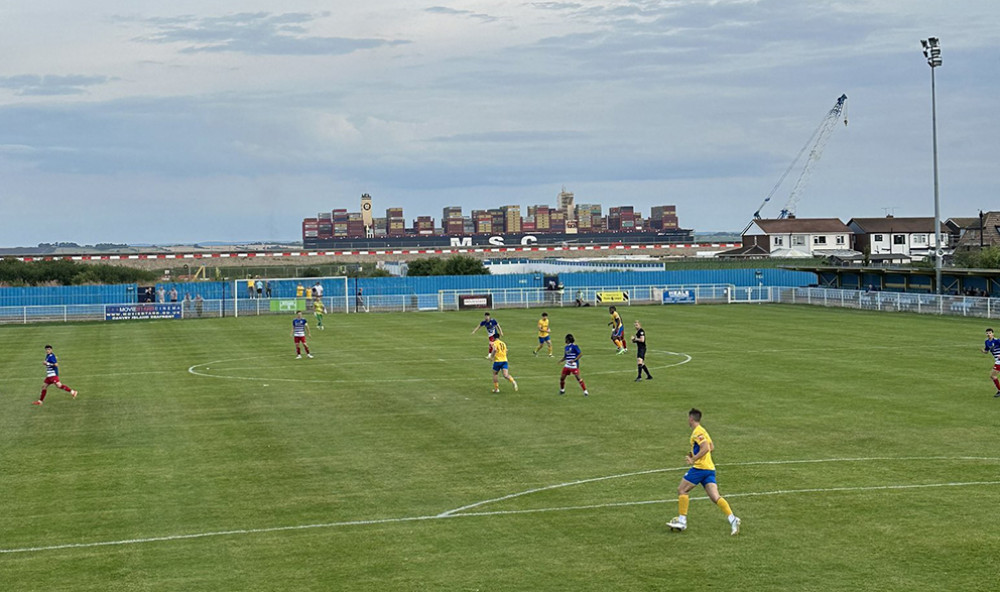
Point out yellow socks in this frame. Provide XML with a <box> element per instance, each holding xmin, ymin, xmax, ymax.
<box><xmin>716</xmin><ymin>497</ymin><xmax>733</xmax><ymax>516</ymax></box>
<box><xmin>678</xmin><ymin>494</ymin><xmax>690</xmax><ymax>516</ymax></box>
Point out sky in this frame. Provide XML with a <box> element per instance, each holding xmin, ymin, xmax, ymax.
<box><xmin>1</xmin><ymin>1</ymin><xmax>998</xmax><ymax>247</ymax></box>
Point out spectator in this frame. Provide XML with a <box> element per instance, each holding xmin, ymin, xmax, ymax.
<box><xmin>255</xmin><ymin>277</ymin><xmax>263</xmax><ymax>298</ymax></box>
<box><xmin>169</xmin><ymin>286</ymin><xmax>178</xmax><ymax>303</ymax></box>
<box><xmin>157</xmin><ymin>286</ymin><xmax>166</xmax><ymax>303</ymax></box>
<box><xmin>195</xmin><ymin>294</ymin><xmax>204</xmax><ymax>317</ymax></box>
<box><xmin>265</xmin><ymin>281</ymin><xmax>272</xmax><ymax>298</ymax></box>
<box><xmin>356</xmin><ymin>287</ymin><xmax>368</xmax><ymax>313</ymax></box>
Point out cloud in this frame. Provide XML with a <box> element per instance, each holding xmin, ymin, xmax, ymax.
<box><xmin>424</xmin><ymin>6</ymin><xmax>498</xmax><ymax>22</ymax></box>
<box><xmin>426</xmin><ymin>130</ymin><xmax>588</xmax><ymax>143</ymax></box>
<box><xmin>0</xmin><ymin>74</ymin><xmax>112</xmax><ymax>96</ymax></box>
<box><xmin>132</xmin><ymin>12</ymin><xmax>408</xmax><ymax>55</ymax></box>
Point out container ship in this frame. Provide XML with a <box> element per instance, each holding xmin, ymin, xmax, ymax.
<box><xmin>302</xmin><ymin>191</ymin><xmax>695</xmax><ymax>249</ymax></box>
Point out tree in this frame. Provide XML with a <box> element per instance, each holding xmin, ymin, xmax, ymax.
<box><xmin>406</xmin><ymin>256</ymin><xmax>490</xmax><ymax>276</ymax></box>
<box><xmin>953</xmin><ymin>247</ymin><xmax>1000</xmax><ymax>270</ymax></box>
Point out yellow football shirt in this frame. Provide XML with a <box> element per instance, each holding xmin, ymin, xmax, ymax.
<box><xmin>491</xmin><ymin>340</ymin><xmax>509</xmax><ymax>362</ymax></box>
<box><xmin>689</xmin><ymin>425</ymin><xmax>715</xmax><ymax>470</ymax></box>
<box><xmin>538</xmin><ymin>318</ymin><xmax>550</xmax><ymax>338</ymax></box>
<box><xmin>610</xmin><ymin>311</ymin><xmax>622</xmax><ymax>328</ymax></box>
<box><xmin>314</xmin><ymin>300</ymin><xmax>325</xmax><ymax>314</ymax></box>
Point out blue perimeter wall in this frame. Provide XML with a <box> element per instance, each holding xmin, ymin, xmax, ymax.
<box><xmin>0</xmin><ymin>269</ymin><xmax>817</xmax><ymax>307</ymax></box>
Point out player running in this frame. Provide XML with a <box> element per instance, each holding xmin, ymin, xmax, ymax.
<box><xmin>292</xmin><ymin>311</ymin><xmax>314</xmax><ymax>359</ymax></box>
<box><xmin>559</xmin><ymin>334</ymin><xmax>589</xmax><ymax>396</ymax></box>
<box><xmin>533</xmin><ymin>312</ymin><xmax>553</xmax><ymax>357</ymax></box>
<box><xmin>608</xmin><ymin>306</ymin><xmax>627</xmax><ymax>354</ymax></box>
<box><xmin>472</xmin><ymin>312</ymin><xmax>503</xmax><ymax>342</ymax></box>
<box><xmin>314</xmin><ymin>299</ymin><xmax>326</xmax><ymax>330</ymax></box>
<box><xmin>33</xmin><ymin>344</ymin><xmax>78</xmax><ymax>406</ymax></box>
<box><xmin>667</xmin><ymin>408</ymin><xmax>741</xmax><ymax>535</ymax></box>
<box><xmin>632</xmin><ymin>320</ymin><xmax>653</xmax><ymax>381</ymax></box>
<box><xmin>982</xmin><ymin>328</ymin><xmax>1000</xmax><ymax>397</ymax></box>
<box><xmin>488</xmin><ymin>338</ymin><xmax>518</xmax><ymax>393</ymax></box>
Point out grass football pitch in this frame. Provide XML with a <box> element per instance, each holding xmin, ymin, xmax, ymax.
<box><xmin>2</xmin><ymin>304</ymin><xmax>999</xmax><ymax>591</ymax></box>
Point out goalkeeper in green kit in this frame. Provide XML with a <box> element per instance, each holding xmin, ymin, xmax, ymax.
<box><xmin>314</xmin><ymin>299</ymin><xmax>326</xmax><ymax>330</ymax></box>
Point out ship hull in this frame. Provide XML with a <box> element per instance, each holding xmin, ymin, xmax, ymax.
<box><xmin>303</xmin><ymin>229</ymin><xmax>694</xmax><ymax>250</ymax></box>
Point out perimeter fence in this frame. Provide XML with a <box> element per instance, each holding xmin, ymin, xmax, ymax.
<box><xmin>2</xmin><ymin>284</ymin><xmax>998</xmax><ymax>325</ymax></box>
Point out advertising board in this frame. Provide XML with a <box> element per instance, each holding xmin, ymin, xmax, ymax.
<box><xmin>105</xmin><ymin>304</ymin><xmax>183</xmax><ymax>321</ymax></box>
<box><xmin>458</xmin><ymin>294</ymin><xmax>493</xmax><ymax>310</ymax></box>
<box><xmin>596</xmin><ymin>291</ymin><xmax>629</xmax><ymax>304</ymax></box>
<box><xmin>662</xmin><ymin>289</ymin><xmax>697</xmax><ymax>304</ymax></box>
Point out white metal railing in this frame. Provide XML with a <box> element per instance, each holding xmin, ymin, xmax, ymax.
<box><xmin>773</xmin><ymin>287</ymin><xmax>998</xmax><ymax>318</ymax></box>
<box><xmin>437</xmin><ymin>284</ymin><xmax>736</xmax><ymax>310</ymax></box>
<box><xmin>2</xmin><ymin>286</ymin><xmax>996</xmax><ymax>324</ymax></box>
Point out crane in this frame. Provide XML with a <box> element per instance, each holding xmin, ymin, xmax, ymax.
<box><xmin>745</xmin><ymin>94</ymin><xmax>848</xmax><ymax>233</ymax></box>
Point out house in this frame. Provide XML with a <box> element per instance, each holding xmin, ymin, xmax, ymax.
<box><xmin>954</xmin><ymin>211</ymin><xmax>1000</xmax><ymax>251</ymax></box>
<box><xmin>720</xmin><ymin>217</ymin><xmax>855</xmax><ymax>259</ymax></box>
<box><xmin>847</xmin><ymin>216</ymin><xmax>946</xmax><ymax>262</ymax></box>
<box><xmin>945</xmin><ymin>217</ymin><xmax>980</xmax><ymax>246</ymax></box>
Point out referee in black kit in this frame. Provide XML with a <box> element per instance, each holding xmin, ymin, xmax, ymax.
<box><xmin>632</xmin><ymin>320</ymin><xmax>653</xmax><ymax>381</ymax></box>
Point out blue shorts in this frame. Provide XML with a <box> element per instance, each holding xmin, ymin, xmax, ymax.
<box><xmin>492</xmin><ymin>361</ymin><xmax>508</xmax><ymax>372</ymax></box>
<box><xmin>682</xmin><ymin>468</ymin><xmax>717</xmax><ymax>487</ymax></box>
<box><xmin>538</xmin><ymin>336</ymin><xmax>551</xmax><ymax>343</ymax></box>
<box><xmin>612</xmin><ymin>328</ymin><xmax>624</xmax><ymax>338</ymax></box>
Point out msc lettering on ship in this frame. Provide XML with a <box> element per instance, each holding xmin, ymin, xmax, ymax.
<box><xmin>449</xmin><ymin>235</ymin><xmax>538</xmax><ymax>247</ymax></box>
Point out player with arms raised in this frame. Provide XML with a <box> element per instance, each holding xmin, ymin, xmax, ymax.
<box><xmin>488</xmin><ymin>338</ymin><xmax>518</xmax><ymax>393</ymax></box>
<box><xmin>472</xmin><ymin>312</ymin><xmax>503</xmax><ymax>342</ymax></box>
<box><xmin>559</xmin><ymin>334</ymin><xmax>589</xmax><ymax>396</ymax></box>
<box><xmin>33</xmin><ymin>344</ymin><xmax>77</xmax><ymax>406</ymax></box>
<box><xmin>982</xmin><ymin>328</ymin><xmax>1000</xmax><ymax>397</ymax></box>
<box><xmin>291</xmin><ymin>311</ymin><xmax>314</xmax><ymax>359</ymax></box>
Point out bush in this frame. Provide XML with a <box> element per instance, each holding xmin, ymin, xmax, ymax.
<box><xmin>953</xmin><ymin>247</ymin><xmax>1000</xmax><ymax>269</ymax></box>
<box><xmin>407</xmin><ymin>256</ymin><xmax>489</xmax><ymax>276</ymax></box>
<box><xmin>0</xmin><ymin>258</ymin><xmax>157</xmax><ymax>286</ymax></box>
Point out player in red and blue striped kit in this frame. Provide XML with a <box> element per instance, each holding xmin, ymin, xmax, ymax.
<box><xmin>292</xmin><ymin>311</ymin><xmax>314</xmax><ymax>359</ymax></box>
<box><xmin>33</xmin><ymin>345</ymin><xmax>77</xmax><ymax>406</ymax></box>
<box><xmin>982</xmin><ymin>328</ymin><xmax>1000</xmax><ymax>397</ymax></box>
<box><xmin>559</xmin><ymin>334</ymin><xmax>589</xmax><ymax>396</ymax></box>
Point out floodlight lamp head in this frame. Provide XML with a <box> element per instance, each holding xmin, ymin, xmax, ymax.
<box><xmin>921</xmin><ymin>37</ymin><xmax>942</xmax><ymax>67</ymax></box>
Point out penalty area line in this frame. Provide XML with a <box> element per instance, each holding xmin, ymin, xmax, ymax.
<box><xmin>3</xmin><ymin>478</ymin><xmax>999</xmax><ymax>556</ymax></box>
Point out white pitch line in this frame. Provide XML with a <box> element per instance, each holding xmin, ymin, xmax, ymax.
<box><xmin>186</xmin><ymin>351</ymin><xmax>692</xmax><ymax>384</ymax></box>
<box><xmin>4</xmin><ymin>478</ymin><xmax>999</xmax><ymax>555</ymax></box>
<box><xmin>437</xmin><ymin>456</ymin><xmax>1000</xmax><ymax>516</ymax></box>
<box><xmin>3</xmin><ymin>456</ymin><xmax>999</xmax><ymax>555</ymax></box>
<box><xmin>442</xmin><ymin>480</ymin><xmax>1000</xmax><ymax>519</ymax></box>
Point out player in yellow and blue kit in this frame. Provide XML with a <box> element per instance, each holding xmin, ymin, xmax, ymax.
<box><xmin>488</xmin><ymin>338</ymin><xmax>518</xmax><ymax>393</ymax></box>
<box><xmin>609</xmin><ymin>306</ymin><xmax>626</xmax><ymax>354</ymax></box>
<box><xmin>667</xmin><ymin>408</ymin><xmax>741</xmax><ymax>535</ymax></box>
<box><xmin>533</xmin><ymin>312</ymin><xmax>553</xmax><ymax>357</ymax></box>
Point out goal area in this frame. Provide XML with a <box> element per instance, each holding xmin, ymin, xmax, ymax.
<box><xmin>230</xmin><ymin>276</ymin><xmax>349</xmax><ymax>317</ymax></box>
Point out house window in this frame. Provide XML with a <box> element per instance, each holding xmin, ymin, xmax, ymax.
<box><xmin>774</xmin><ymin>237</ymin><xmax>784</xmax><ymax>246</ymax></box>
<box><xmin>893</xmin><ymin>235</ymin><xmax>906</xmax><ymax>245</ymax></box>
<box><xmin>873</xmin><ymin>234</ymin><xmax>883</xmax><ymax>242</ymax></box>
<box><xmin>836</xmin><ymin>235</ymin><xmax>845</xmax><ymax>245</ymax></box>
<box><xmin>792</xmin><ymin>235</ymin><xmax>806</xmax><ymax>246</ymax></box>
<box><xmin>913</xmin><ymin>234</ymin><xmax>927</xmax><ymax>245</ymax></box>
<box><xmin>813</xmin><ymin>236</ymin><xmax>827</xmax><ymax>245</ymax></box>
